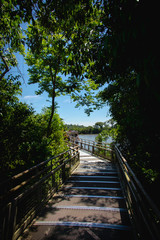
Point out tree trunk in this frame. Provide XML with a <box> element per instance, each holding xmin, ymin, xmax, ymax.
<box><xmin>46</xmin><ymin>67</ymin><xmax>57</xmax><ymax>137</ymax></box>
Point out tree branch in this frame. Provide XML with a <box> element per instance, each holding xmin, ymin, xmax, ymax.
<box><xmin>0</xmin><ymin>53</ymin><xmax>9</xmax><ymax>80</ymax></box>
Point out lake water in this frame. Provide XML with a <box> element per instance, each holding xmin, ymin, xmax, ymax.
<box><xmin>79</xmin><ymin>134</ymin><xmax>112</xmax><ymax>144</ymax></box>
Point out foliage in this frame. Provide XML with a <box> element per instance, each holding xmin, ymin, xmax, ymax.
<box><xmin>0</xmin><ymin>76</ymin><xmax>67</xmax><ymax>180</ymax></box>
<box><xmin>95</xmin><ymin>119</ymin><xmax>118</xmax><ymax>143</ymax></box>
<box><xmin>26</xmin><ymin>22</ymin><xmax>69</xmax><ymax>136</ymax></box>
<box><xmin>41</xmin><ymin>109</ymin><xmax>67</xmax><ymax>156</ymax></box>
<box><xmin>46</xmin><ymin>1</ymin><xmax>160</xmax><ymax>190</ymax></box>
<box><xmin>93</xmin><ymin>2</ymin><xmax>160</xmax><ymax>184</ymax></box>
<box><xmin>96</xmin><ymin>126</ymin><xmax>118</xmax><ymax>144</ymax></box>
<box><xmin>1</xmin><ymin>0</ymin><xmax>160</xmax><ymax>201</ymax></box>
<box><xmin>25</xmin><ymin>15</ymin><xmax>102</xmax><ymax>136</ymax></box>
<box><xmin>0</xmin><ymin>0</ymin><xmax>36</xmax><ymax>80</ymax></box>
<box><xmin>42</xmin><ymin>1</ymin><xmax>160</xmax><ymax>199</ymax></box>
<box><xmin>65</xmin><ymin>123</ymin><xmax>103</xmax><ymax>135</ymax></box>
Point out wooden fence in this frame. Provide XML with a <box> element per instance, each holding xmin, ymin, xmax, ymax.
<box><xmin>0</xmin><ymin>144</ymin><xmax>79</xmax><ymax>240</ymax></box>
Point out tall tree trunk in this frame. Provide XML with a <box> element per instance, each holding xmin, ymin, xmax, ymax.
<box><xmin>47</xmin><ymin>66</ymin><xmax>57</xmax><ymax>137</ymax></box>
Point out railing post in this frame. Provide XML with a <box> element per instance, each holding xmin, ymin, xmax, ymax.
<box><xmin>62</xmin><ymin>160</ymin><xmax>66</xmax><ymax>183</ymax></box>
<box><xmin>69</xmin><ymin>148</ymin><xmax>72</xmax><ymax>170</ymax></box>
<box><xmin>8</xmin><ymin>199</ymin><xmax>18</xmax><ymax>240</ymax></box>
<box><xmin>104</xmin><ymin>148</ymin><xmax>106</xmax><ymax>158</ymax></box>
<box><xmin>111</xmin><ymin>144</ymin><xmax>115</xmax><ymax>162</ymax></box>
<box><xmin>2</xmin><ymin>202</ymin><xmax>12</xmax><ymax>240</ymax></box>
<box><xmin>92</xmin><ymin>145</ymin><xmax>94</xmax><ymax>154</ymax></box>
<box><xmin>51</xmin><ymin>158</ymin><xmax>54</xmax><ymax>188</ymax></box>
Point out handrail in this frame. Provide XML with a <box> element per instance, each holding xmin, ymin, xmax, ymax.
<box><xmin>73</xmin><ymin>138</ymin><xmax>160</xmax><ymax>239</ymax></box>
<box><xmin>79</xmin><ymin>138</ymin><xmax>111</xmax><ymax>148</ymax></box>
<box><xmin>0</xmin><ymin>148</ymin><xmax>72</xmax><ymax>188</ymax></box>
<box><xmin>0</xmin><ymin>145</ymin><xmax>79</xmax><ymax>240</ymax></box>
<box><xmin>114</xmin><ymin>145</ymin><xmax>160</xmax><ymax>240</ymax></box>
<box><xmin>77</xmin><ymin>138</ymin><xmax>112</xmax><ymax>160</ymax></box>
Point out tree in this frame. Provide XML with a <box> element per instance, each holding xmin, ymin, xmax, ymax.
<box><xmin>94</xmin><ymin>122</ymin><xmax>105</xmax><ymax>130</ymax></box>
<box><xmin>33</xmin><ymin>0</ymin><xmax>160</xmax><ymax>192</ymax></box>
<box><xmin>0</xmin><ymin>76</ymin><xmax>67</xmax><ymax>179</ymax></box>
<box><xmin>26</xmin><ymin>23</ymin><xmax>69</xmax><ymax>136</ymax></box>
<box><xmin>26</xmin><ymin>16</ymin><xmax>101</xmax><ymax>135</ymax></box>
<box><xmin>2</xmin><ymin>0</ymin><xmax>160</xmax><ymax>188</ymax></box>
<box><xmin>0</xmin><ymin>0</ymin><xmax>37</xmax><ymax>80</ymax></box>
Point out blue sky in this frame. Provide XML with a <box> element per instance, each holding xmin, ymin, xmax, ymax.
<box><xmin>10</xmin><ymin>53</ymin><xmax>110</xmax><ymax>126</ymax></box>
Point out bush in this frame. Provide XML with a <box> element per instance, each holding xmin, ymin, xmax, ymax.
<box><xmin>0</xmin><ymin>77</ymin><xmax>67</xmax><ymax>180</ymax></box>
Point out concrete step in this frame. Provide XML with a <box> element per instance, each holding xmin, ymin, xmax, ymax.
<box><xmin>25</xmin><ymin>224</ymin><xmax>133</xmax><ymax>240</ymax></box>
<box><xmin>59</xmin><ymin>187</ymin><xmax>123</xmax><ymax>197</ymax></box>
<box><xmin>79</xmin><ymin>163</ymin><xmax>116</xmax><ymax>168</ymax></box>
<box><xmin>70</xmin><ymin>175</ymin><xmax>119</xmax><ymax>181</ymax></box>
<box><xmin>37</xmin><ymin>205</ymin><xmax>131</xmax><ymax>226</ymax></box>
<box><xmin>76</xmin><ymin>165</ymin><xmax>117</xmax><ymax>173</ymax></box>
<box><xmin>51</xmin><ymin>195</ymin><xmax>126</xmax><ymax>209</ymax></box>
<box><xmin>66</xmin><ymin>181</ymin><xmax>121</xmax><ymax>188</ymax></box>
<box><xmin>72</xmin><ymin>171</ymin><xmax>118</xmax><ymax>176</ymax></box>
<box><xmin>22</xmin><ymin>149</ymin><xmax>133</xmax><ymax>240</ymax></box>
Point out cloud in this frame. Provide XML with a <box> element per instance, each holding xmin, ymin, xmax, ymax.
<box><xmin>24</xmin><ymin>95</ymin><xmax>40</xmax><ymax>99</ymax></box>
<box><xmin>63</xmin><ymin>99</ymin><xmax>71</xmax><ymax>103</ymax></box>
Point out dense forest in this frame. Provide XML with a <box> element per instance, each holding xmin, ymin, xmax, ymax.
<box><xmin>66</xmin><ymin>124</ymin><xmax>99</xmax><ymax>134</ymax></box>
<box><xmin>65</xmin><ymin>120</ymin><xmax>116</xmax><ymax>143</ymax></box>
<box><xmin>0</xmin><ymin>1</ymin><xmax>160</xmax><ymax>204</ymax></box>
<box><xmin>65</xmin><ymin>121</ymin><xmax>108</xmax><ymax>134</ymax></box>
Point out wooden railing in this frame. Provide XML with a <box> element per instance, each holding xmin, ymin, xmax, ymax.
<box><xmin>114</xmin><ymin>145</ymin><xmax>160</xmax><ymax>240</ymax></box>
<box><xmin>0</xmin><ymin>144</ymin><xmax>79</xmax><ymax>240</ymax></box>
<box><xmin>78</xmin><ymin>138</ymin><xmax>113</xmax><ymax>160</ymax></box>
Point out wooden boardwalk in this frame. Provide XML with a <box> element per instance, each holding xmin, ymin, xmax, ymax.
<box><xmin>23</xmin><ymin>149</ymin><xmax>133</xmax><ymax>240</ymax></box>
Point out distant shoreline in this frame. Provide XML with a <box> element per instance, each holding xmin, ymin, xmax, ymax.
<box><xmin>79</xmin><ymin>134</ymin><xmax>112</xmax><ymax>144</ymax></box>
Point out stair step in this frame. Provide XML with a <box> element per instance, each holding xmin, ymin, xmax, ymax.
<box><xmin>60</xmin><ymin>187</ymin><xmax>123</xmax><ymax>197</ymax></box>
<box><xmin>51</xmin><ymin>195</ymin><xmax>126</xmax><ymax>208</ymax></box>
<box><xmin>65</xmin><ymin>186</ymin><xmax>121</xmax><ymax>190</ymax></box>
<box><xmin>73</xmin><ymin>171</ymin><xmax>118</xmax><ymax>176</ymax></box>
<box><xmin>28</xmin><ymin>224</ymin><xmax>133</xmax><ymax>240</ymax></box>
<box><xmin>59</xmin><ymin>194</ymin><xmax>124</xmax><ymax>199</ymax></box>
<box><xmin>34</xmin><ymin>221</ymin><xmax>131</xmax><ymax>231</ymax></box>
<box><xmin>75</xmin><ymin>169</ymin><xmax>118</xmax><ymax>174</ymax></box>
<box><xmin>70</xmin><ymin>175</ymin><xmax>119</xmax><ymax>180</ymax></box>
<box><xmin>37</xmin><ymin>207</ymin><xmax>130</xmax><ymax>226</ymax></box>
<box><xmin>66</xmin><ymin>182</ymin><xmax>120</xmax><ymax>188</ymax></box>
<box><xmin>68</xmin><ymin>180</ymin><xmax>119</xmax><ymax>183</ymax></box>
<box><xmin>49</xmin><ymin>205</ymin><xmax>127</xmax><ymax>212</ymax></box>
<box><xmin>23</xmin><ymin>150</ymin><xmax>133</xmax><ymax>240</ymax></box>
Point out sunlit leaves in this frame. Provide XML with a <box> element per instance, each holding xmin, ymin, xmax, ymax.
<box><xmin>0</xmin><ymin>0</ymin><xmax>34</xmax><ymax>80</ymax></box>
